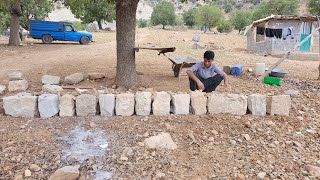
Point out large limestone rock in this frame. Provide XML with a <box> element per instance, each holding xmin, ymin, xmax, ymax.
<box><xmin>0</xmin><ymin>85</ymin><xmax>6</xmax><ymax>94</ymax></box>
<box><xmin>152</xmin><ymin>91</ymin><xmax>171</xmax><ymax>116</ymax></box>
<box><xmin>42</xmin><ymin>85</ymin><xmax>63</xmax><ymax>94</ymax></box>
<box><xmin>42</xmin><ymin>75</ymin><xmax>60</xmax><ymax>85</ymax></box>
<box><xmin>64</xmin><ymin>73</ymin><xmax>84</xmax><ymax>85</ymax></box>
<box><xmin>3</xmin><ymin>93</ymin><xmax>37</xmax><ymax>117</ymax></box>
<box><xmin>48</xmin><ymin>166</ymin><xmax>80</xmax><ymax>180</ymax></box>
<box><xmin>171</xmin><ymin>93</ymin><xmax>190</xmax><ymax>115</ymax></box>
<box><xmin>99</xmin><ymin>94</ymin><xmax>115</xmax><ymax>116</ymax></box>
<box><xmin>116</xmin><ymin>93</ymin><xmax>134</xmax><ymax>116</ymax></box>
<box><xmin>76</xmin><ymin>94</ymin><xmax>97</xmax><ymax>116</ymax></box>
<box><xmin>207</xmin><ymin>94</ymin><xmax>247</xmax><ymax>115</ymax></box>
<box><xmin>135</xmin><ymin>91</ymin><xmax>152</xmax><ymax>116</ymax></box>
<box><xmin>38</xmin><ymin>94</ymin><xmax>59</xmax><ymax>118</ymax></box>
<box><xmin>7</xmin><ymin>70</ymin><xmax>24</xmax><ymax>80</ymax></box>
<box><xmin>88</xmin><ymin>72</ymin><xmax>105</xmax><ymax>80</ymax></box>
<box><xmin>267</xmin><ymin>95</ymin><xmax>291</xmax><ymax>115</ymax></box>
<box><xmin>248</xmin><ymin>94</ymin><xmax>266</xmax><ymax>116</ymax></box>
<box><xmin>190</xmin><ymin>91</ymin><xmax>207</xmax><ymax>115</ymax></box>
<box><xmin>143</xmin><ymin>133</ymin><xmax>177</xmax><ymax>150</ymax></box>
<box><xmin>8</xmin><ymin>80</ymin><xmax>28</xmax><ymax>92</ymax></box>
<box><xmin>59</xmin><ymin>94</ymin><xmax>75</xmax><ymax>117</ymax></box>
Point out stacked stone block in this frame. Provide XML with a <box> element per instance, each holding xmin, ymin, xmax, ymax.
<box><xmin>135</xmin><ymin>91</ymin><xmax>152</xmax><ymax>116</ymax></box>
<box><xmin>99</xmin><ymin>94</ymin><xmax>115</xmax><ymax>117</ymax></box>
<box><xmin>116</xmin><ymin>93</ymin><xmax>135</xmax><ymax>116</ymax></box>
<box><xmin>208</xmin><ymin>94</ymin><xmax>247</xmax><ymax>115</ymax></box>
<box><xmin>152</xmin><ymin>91</ymin><xmax>171</xmax><ymax>116</ymax></box>
<box><xmin>267</xmin><ymin>95</ymin><xmax>291</xmax><ymax>115</ymax></box>
<box><xmin>171</xmin><ymin>93</ymin><xmax>190</xmax><ymax>115</ymax></box>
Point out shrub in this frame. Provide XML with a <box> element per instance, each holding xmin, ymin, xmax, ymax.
<box><xmin>217</xmin><ymin>20</ymin><xmax>233</xmax><ymax>33</ymax></box>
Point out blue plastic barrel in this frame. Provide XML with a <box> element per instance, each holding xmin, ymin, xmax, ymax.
<box><xmin>231</xmin><ymin>64</ymin><xmax>242</xmax><ymax>76</ymax></box>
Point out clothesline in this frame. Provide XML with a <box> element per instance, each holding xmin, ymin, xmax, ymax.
<box><xmin>256</xmin><ymin>26</ymin><xmax>294</xmax><ymax>40</ymax></box>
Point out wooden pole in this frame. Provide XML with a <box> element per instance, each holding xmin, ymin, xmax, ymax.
<box><xmin>317</xmin><ymin>16</ymin><xmax>320</xmax><ymax>80</ymax></box>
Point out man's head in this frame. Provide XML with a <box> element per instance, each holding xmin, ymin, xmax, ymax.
<box><xmin>203</xmin><ymin>50</ymin><xmax>215</xmax><ymax>68</ymax></box>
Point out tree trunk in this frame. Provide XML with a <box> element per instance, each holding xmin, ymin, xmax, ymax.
<box><xmin>97</xmin><ymin>20</ymin><xmax>103</xmax><ymax>30</ymax></box>
<box><xmin>115</xmin><ymin>0</ymin><xmax>139</xmax><ymax>88</ymax></box>
<box><xmin>9</xmin><ymin>0</ymin><xmax>22</xmax><ymax>46</ymax></box>
<box><xmin>318</xmin><ymin>63</ymin><xmax>320</xmax><ymax>80</ymax></box>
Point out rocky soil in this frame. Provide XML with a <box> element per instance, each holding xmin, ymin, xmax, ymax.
<box><xmin>0</xmin><ymin>28</ymin><xmax>320</xmax><ymax>179</ymax></box>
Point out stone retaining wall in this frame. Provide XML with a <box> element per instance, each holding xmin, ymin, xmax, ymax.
<box><xmin>2</xmin><ymin>92</ymin><xmax>291</xmax><ymax>118</ymax></box>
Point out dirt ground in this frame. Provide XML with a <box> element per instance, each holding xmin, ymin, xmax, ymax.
<box><xmin>0</xmin><ymin>28</ymin><xmax>320</xmax><ymax>179</ymax></box>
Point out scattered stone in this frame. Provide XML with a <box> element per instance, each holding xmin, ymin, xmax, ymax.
<box><xmin>13</xmin><ymin>174</ymin><xmax>23</xmax><ymax>180</ymax></box>
<box><xmin>42</xmin><ymin>85</ymin><xmax>63</xmax><ymax>94</ymax></box>
<box><xmin>99</xmin><ymin>94</ymin><xmax>115</xmax><ymax>116</ymax></box>
<box><xmin>30</xmin><ymin>164</ymin><xmax>41</xmax><ymax>172</ymax></box>
<box><xmin>138</xmin><ymin>142</ymin><xmax>144</xmax><ymax>147</ymax></box>
<box><xmin>0</xmin><ymin>85</ymin><xmax>6</xmax><ymax>94</ymax></box>
<box><xmin>208</xmin><ymin>94</ymin><xmax>247</xmax><ymax>115</ymax></box>
<box><xmin>89</xmin><ymin>122</ymin><xmax>97</xmax><ymax>128</ymax></box>
<box><xmin>25</xmin><ymin>169</ymin><xmax>31</xmax><ymax>177</ymax></box>
<box><xmin>248</xmin><ymin>94</ymin><xmax>266</xmax><ymax>116</ymax></box>
<box><xmin>120</xmin><ymin>156</ymin><xmax>128</xmax><ymax>161</ymax></box>
<box><xmin>257</xmin><ymin>172</ymin><xmax>266</xmax><ymax>179</ymax></box>
<box><xmin>64</xmin><ymin>73</ymin><xmax>84</xmax><ymax>85</ymax></box>
<box><xmin>143</xmin><ymin>133</ymin><xmax>177</xmax><ymax>150</ymax></box>
<box><xmin>152</xmin><ymin>91</ymin><xmax>171</xmax><ymax>116</ymax></box>
<box><xmin>8</xmin><ymin>70</ymin><xmax>24</xmax><ymax>80</ymax></box>
<box><xmin>135</xmin><ymin>91</ymin><xmax>152</xmax><ymax>116</ymax></box>
<box><xmin>88</xmin><ymin>73</ymin><xmax>105</xmax><ymax>80</ymax></box>
<box><xmin>115</xmin><ymin>93</ymin><xmax>135</xmax><ymax>116</ymax></box>
<box><xmin>242</xmin><ymin>134</ymin><xmax>251</xmax><ymax>141</ymax></box>
<box><xmin>8</xmin><ymin>80</ymin><xmax>28</xmax><ymax>92</ymax></box>
<box><xmin>236</xmin><ymin>173</ymin><xmax>245</xmax><ymax>180</ymax></box>
<box><xmin>48</xmin><ymin>166</ymin><xmax>80</xmax><ymax>180</ymax></box>
<box><xmin>267</xmin><ymin>95</ymin><xmax>291</xmax><ymax>115</ymax></box>
<box><xmin>38</xmin><ymin>94</ymin><xmax>59</xmax><ymax>118</ymax></box>
<box><xmin>211</xmin><ymin>130</ymin><xmax>219</xmax><ymax>135</ymax></box>
<box><xmin>171</xmin><ymin>93</ymin><xmax>190</xmax><ymax>115</ymax></box>
<box><xmin>208</xmin><ymin>137</ymin><xmax>214</xmax><ymax>142</ymax></box>
<box><xmin>42</xmin><ymin>75</ymin><xmax>60</xmax><ymax>85</ymax></box>
<box><xmin>285</xmin><ymin>89</ymin><xmax>299</xmax><ymax>95</ymax></box>
<box><xmin>122</xmin><ymin>147</ymin><xmax>134</xmax><ymax>157</ymax></box>
<box><xmin>230</xmin><ymin>140</ymin><xmax>236</xmax><ymax>145</ymax></box>
<box><xmin>59</xmin><ymin>94</ymin><xmax>75</xmax><ymax>117</ymax></box>
<box><xmin>111</xmin><ymin>84</ymin><xmax>117</xmax><ymax>89</ymax></box>
<box><xmin>3</xmin><ymin>93</ymin><xmax>37</xmax><ymax>118</ymax></box>
<box><xmin>304</xmin><ymin>165</ymin><xmax>320</xmax><ymax>177</ymax></box>
<box><xmin>190</xmin><ymin>91</ymin><xmax>207</xmax><ymax>115</ymax></box>
<box><xmin>76</xmin><ymin>94</ymin><xmax>98</xmax><ymax>116</ymax></box>
<box><xmin>156</xmin><ymin>172</ymin><xmax>165</xmax><ymax>178</ymax></box>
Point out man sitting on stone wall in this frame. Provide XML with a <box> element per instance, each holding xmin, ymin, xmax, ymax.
<box><xmin>186</xmin><ymin>50</ymin><xmax>230</xmax><ymax>92</ymax></box>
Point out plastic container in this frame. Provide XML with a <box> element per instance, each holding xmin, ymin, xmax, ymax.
<box><xmin>263</xmin><ymin>76</ymin><xmax>282</xmax><ymax>86</ymax></box>
<box><xmin>254</xmin><ymin>63</ymin><xmax>265</xmax><ymax>76</ymax></box>
<box><xmin>223</xmin><ymin>65</ymin><xmax>232</xmax><ymax>75</ymax></box>
<box><xmin>270</xmin><ymin>68</ymin><xmax>288</xmax><ymax>77</ymax></box>
<box><xmin>231</xmin><ymin>64</ymin><xmax>242</xmax><ymax>76</ymax></box>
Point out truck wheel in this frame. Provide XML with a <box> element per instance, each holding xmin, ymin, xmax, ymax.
<box><xmin>80</xmin><ymin>36</ymin><xmax>90</xmax><ymax>45</ymax></box>
<box><xmin>42</xmin><ymin>35</ymin><xmax>53</xmax><ymax>44</ymax></box>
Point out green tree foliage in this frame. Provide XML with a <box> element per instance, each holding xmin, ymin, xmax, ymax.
<box><xmin>0</xmin><ymin>9</ymin><xmax>9</xmax><ymax>33</ymax></box>
<box><xmin>64</xmin><ymin>0</ymin><xmax>115</xmax><ymax>29</ymax></box>
<box><xmin>231</xmin><ymin>9</ymin><xmax>252</xmax><ymax>33</ymax></box>
<box><xmin>194</xmin><ymin>5</ymin><xmax>224</xmax><ymax>32</ymax></box>
<box><xmin>183</xmin><ymin>8</ymin><xmax>196</xmax><ymax>27</ymax></box>
<box><xmin>217</xmin><ymin>20</ymin><xmax>232</xmax><ymax>33</ymax></box>
<box><xmin>21</xmin><ymin>0</ymin><xmax>54</xmax><ymax>30</ymax></box>
<box><xmin>150</xmin><ymin>1</ymin><xmax>176</xmax><ymax>28</ymax></box>
<box><xmin>210</xmin><ymin>0</ymin><xmax>236</xmax><ymax>13</ymax></box>
<box><xmin>252</xmin><ymin>0</ymin><xmax>299</xmax><ymax>20</ymax></box>
<box><xmin>308</xmin><ymin>0</ymin><xmax>320</xmax><ymax>15</ymax></box>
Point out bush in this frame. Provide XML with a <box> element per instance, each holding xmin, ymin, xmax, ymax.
<box><xmin>217</xmin><ymin>20</ymin><xmax>232</xmax><ymax>33</ymax></box>
<box><xmin>175</xmin><ymin>17</ymin><xmax>184</xmax><ymax>26</ymax></box>
<box><xmin>137</xmin><ymin>19</ymin><xmax>149</xmax><ymax>28</ymax></box>
<box><xmin>0</xmin><ymin>11</ymin><xmax>9</xmax><ymax>34</ymax></box>
<box><xmin>71</xmin><ymin>21</ymin><xmax>86</xmax><ymax>31</ymax></box>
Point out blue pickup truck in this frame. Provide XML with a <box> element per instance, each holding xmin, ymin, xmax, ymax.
<box><xmin>29</xmin><ymin>20</ymin><xmax>93</xmax><ymax>44</ymax></box>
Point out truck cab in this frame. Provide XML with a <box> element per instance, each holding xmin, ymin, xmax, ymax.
<box><xmin>29</xmin><ymin>20</ymin><xmax>93</xmax><ymax>44</ymax></box>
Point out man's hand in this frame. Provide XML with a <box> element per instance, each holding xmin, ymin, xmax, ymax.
<box><xmin>197</xmin><ymin>81</ymin><xmax>205</xmax><ymax>91</ymax></box>
<box><xmin>225</xmin><ymin>83</ymin><xmax>231</xmax><ymax>91</ymax></box>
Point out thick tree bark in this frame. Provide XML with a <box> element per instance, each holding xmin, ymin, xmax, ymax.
<box><xmin>9</xmin><ymin>0</ymin><xmax>22</xmax><ymax>46</ymax></box>
<box><xmin>318</xmin><ymin>63</ymin><xmax>320</xmax><ymax>80</ymax></box>
<box><xmin>115</xmin><ymin>0</ymin><xmax>139</xmax><ymax>88</ymax></box>
<box><xmin>97</xmin><ymin>20</ymin><xmax>103</xmax><ymax>30</ymax></box>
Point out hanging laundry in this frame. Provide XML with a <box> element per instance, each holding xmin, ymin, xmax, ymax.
<box><xmin>256</xmin><ymin>26</ymin><xmax>265</xmax><ymax>35</ymax></box>
<box><xmin>265</xmin><ymin>28</ymin><xmax>282</xmax><ymax>39</ymax></box>
<box><xmin>282</xmin><ymin>27</ymin><xmax>294</xmax><ymax>40</ymax></box>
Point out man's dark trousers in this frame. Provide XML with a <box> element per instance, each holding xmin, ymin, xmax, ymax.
<box><xmin>189</xmin><ymin>74</ymin><xmax>223</xmax><ymax>92</ymax></box>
